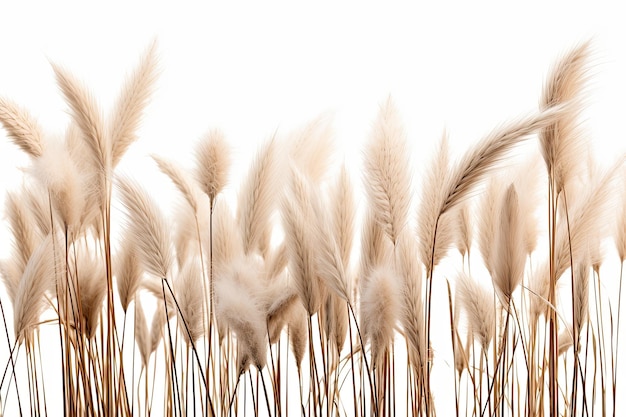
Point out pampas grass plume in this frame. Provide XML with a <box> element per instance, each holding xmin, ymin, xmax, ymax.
<box><xmin>195</xmin><ymin>128</ymin><xmax>231</xmax><ymax>203</ymax></box>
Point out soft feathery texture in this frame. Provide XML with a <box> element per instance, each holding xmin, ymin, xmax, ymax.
<box><xmin>64</xmin><ymin>123</ymin><xmax>103</xmax><ymax>231</ymax></box>
<box><xmin>417</xmin><ymin>132</ymin><xmax>456</xmax><ymax>273</ymax></box>
<box><xmin>0</xmin><ymin>259</ymin><xmax>20</xmax><ymax>307</ymax></box>
<box><xmin>360</xmin><ymin>208</ymin><xmax>392</xmax><ymax>284</ymax></box>
<box><xmin>214</xmin><ymin>264</ymin><xmax>267</xmax><ymax>371</ymax></box>
<box><xmin>363</xmin><ymin>98</ymin><xmax>412</xmax><ymax>244</ymax></box>
<box><xmin>360</xmin><ymin>264</ymin><xmax>400</xmax><ymax>368</ymax></box>
<box><xmin>455</xmin><ymin>202</ymin><xmax>472</xmax><ymax>259</ymax></box>
<box><xmin>441</xmin><ymin>105</ymin><xmax>568</xmax><ymax>217</ymax></box>
<box><xmin>32</xmin><ymin>137</ymin><xmax>87</xmax><ymax>230</ymax></box>
<box><xmin>152</xmin><ymin>154</ymin><xmax>202</xmax><ymax>214</ymax></box>
<box><xmin>281</xmin><ymin>170</ymin><xmax>322</xmax><ymax>315</ymax></box>
<box><xmin>13</xmin><ymin>235</ymin><xmax>54</xmax><ymax>343</ymax></box>
<box><xmin>212</xmin><ymin>198</ymin><xmax>243</xmax><ymax>271</ymax></box>
<box><xmin>0</xmin><ymin>96</ymin><xmax>45</xmax><ymax>158</ymax></box>
<box><xmin>288</xmin><ymin>301</ymin><xmax>309</xmax><ymax>370</ymax></box>
<box><xmin>395</xmin><ymin>231</ymin><xmax>425</xmax><ymax>372</ymax></box>
<box><xmin>552</xmin><ymin>158</ymin><xmax>622</xmax><ymax>281</ymax></box>
<box><xmin>195</xmin><ymin>129</ymin><xmax>231</xmax><ymax>203</ymax></box>
<box><xmin>150</xmin><ymin>302</ymin><xmax>167</xmax><ymax>354</ymax></box>
<box><xmin>331</xmin><ymin>164</ymin><xmax>356</xmax><ymax>269</ymax></box>
<box><xmin>456</xmin><ymin>272</ymin><xmax>495</xmax><ymax>350</ymax></box>
<box><xmin>51</xmin><ymin>62</ymin><xmax>109</xmax><ymax>174</ymax></box>
<box><xmin>529</xmin><ymin>262</ymin><xmax>551</xmax><ymax>323</ymax></box>
<box><xmin>477</xmin><ymin>179</ymin><xmax>504</xmax><ymax>276</ymax></box>
<box><xmin>174</xmin><ymin>259</ymin><xmax>205</xmax><ymax>345</ymax></box>
<box><xmin>573</xmin><ymin>261</ymin><xmax>590</xmax><ymax>340</ymax></box>
<box><xmin>321</xmin><ymin>291</ymin><xmax>349</xmax><ymax>356</ymax></box>
<box><xmin>76</xmin><ymin>252</ymin><xmax>107</xmax><ymax>339</ymax></box>
<box><xmin>24</xmin><ymin>183</ymin><xmax>53</xmax><ymax>236</ymax></box>
<box><xmin>172</xmin><ymin>197</ymin><xmax>210</xmax><ymax>268</ymax></box>
<box><xmin>267</xmin><ymin>288</ymin><xmax>298</xmax><ymax>344</ymax></box>
<box><xmin>266</xmin><ymin>244</ymin><xmax>288</xmax><ymax>280</ymax></box>
<box><xmin>309</xmin><ymin>187</ymin><xmax>350</xmax><ymax>303</ymax></box>
<box><xmin>512</xmin><ymin>156</ymin><xmax>543</xmax><ymax>255</ymax></box>
<box><xmin>117</xmin><ymin>176</ymin><xmax>173</xmax><ymax>280</ymax></box>
<box><xmin>539</xmin><ymin>41</ymin><xmax>591</xmax><ymax>194</ymax></box>
<box><xmin>287</xmin><ymin>115</ymin><xmax>335</xmax><ymax>184</ymax></box>
<box><xmin>110</xmin><ymin>41</ymin><xmax>159</xmax><ymax>168</ymax></box>
<box><xmin>134</xmin><ymin>296</ymin><xmax>151</xmax><ymax>368</ymax></box>
<box><xmin>5</xmin><ymin>190</ymin><xmax>40</xmax><ymax>273</ymax></box>
<box><xmin>492</xmin><ymin>184</ymin><xmax>525</xmax><ymax>306</ymax></box>
<box><xmin>238</xmin><ymin>137</ymin><xmax>282</xmax><ymax>256</ymax></box>
<box><xmin>115</xmin><ymin>239</ymin><xmax>143</xmax><ymax>313</ymax></box>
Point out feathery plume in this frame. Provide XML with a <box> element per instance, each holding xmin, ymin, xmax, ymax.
<box><xmin>363</xmin><ymin>98</ymin><xmax>412</xmax><ymax>244</ymax></box>
<box><xmin>5</xmin><ymin>190</ymin><xmax>40</xmax><ymax>272</ymax></box>
<box><xmin>455</xmin><ymin>202</ymin><xmax>472</xmax><ymax>259</ymax></box>
<box><xmin>477</xmin><ymin>179</ymin><xmax>503</xmax><ymax>275</ymax></box>
<box><xmin>396</xmin><ymin>231</ymin><xmax>425</xmax><ymax>371</ymax></box>
<box><xmin>117</xmin><ymin>176</ymin><xmax>173</xmax><ymax>280</ymax></box>
<box><xmin>110</xmin><ymin>41</ymin><xmax>159</xmax><ymax>167</ymax></box>
<box><xmin>134</xmin><ymin>296</ymin><xmax>151</xmax><ymax>368</ymax></box>
<box><xmin>174</xmin><ymin>259</ymin><xmax>205</xmax><ymax>345</ymax></box>
<box><xmin>150</xmin><ymin>302</ymin><xmax>167</xmax><ymax>354</ymax></box>
<box><xmin>281</xmin><ymin>166</ymin><xmax>330</xmax><ymax>313</ymax></box>
<box><xmin>492</xmin><ymin>184</ymin><xmax>525</xmax><ymax>305</ymax></box>
<box><xmin>13</xmin><ymin>236</ymin><xmax>55</xmax><ymax>343</ymax></box>
<box><xmin>456</xmin><ymin>272</ymin><xmax>495</xmax><ymax>350</ymax></box>
<box><xmin>361</xmin><ymin>264</ymin><xmax>400</xmax><ymax>367</ymax></box>
<box><xmin>152</xmin><ymin>154</ymin><xmax>202</xmax><ymax>214</ymax></box>
<box><xmin>553</xmin><ymin>157</ymin><xmax>622</xmax><ymax>281</ymax></box>
<box><xmin>288</xmin><ymin>302</ymin><xmax>309</xmax><ymax>369</ymax></box>
<box><xmin>360</xmin><ymin>208</ymin><xmax>392</xmax><ymax>282</ymax></box>
<box><xmin>115</xmin><ymin>239</ymin><xmax>143</xmax><ymax>313</ymax></box>
<box><xmin>215</xmin><ymin>267</ymin><xmax>267</xmax><ymax>371</ymax></box>
<box><xmin>195</xmin><ymin>129</ymin><xmax>230</xmax><ymax>203</ymax></box>
<box><xmin>441</xmin><ymin>104</ymin><xmax>569</xmax><ymax>216</ymax></box>
<box><xmin>0</xmin><ymin>260</ymin><xmax>20</xmax><ymax>307</ymax></box>
<box><xmin>32</xmin><ymin>137</ymin><xmax>87</xmax><ymax>230</ymax></box>
<box><xmin>417</xmin><ymin>132</ymin><xmax>455</xmax><ymax>273</ymax></box>
<box><xmin>331</xmin><ymin>163</ymin><xmax>356</xmax><ymax>268</ymax></box>
<box><xmin>76</xmin><ymin>252</ymin><xmax>107</xmax><ymax>339</ymax></box>
<box><xmin>238</xmin><ymin>136</ymin><xmax>282</xmax><ymax>256</ymax></box>
<box><xmin>24</xmin><ymin>184</ymin><xmax>53</xmax><ymax>236</ymax></box>
<box><xmin>281</xmin><ymin>194</ymin><xmax>321</xmax><ymax>315</ymax></box>
<box><xmin>287</xmin><ymin>115</ymin><xmax>335</xmax><ymax>184</ymax></box>
<box><xmin>51</xmin><ymin>62</ymin><xmax>109</xmax><ymax>173</ymax></box>
<box><xmin>212</xmin><ymin>198</ymin><xmax>243</xmax><ymax>271</ymax></box>
<box><xmin>539</xmin><ymin>41</ymin><xmax>591</xmax><ymax>193</ymax></box>
<box><xmin>0</xmin><ymin>97</ymin><xmax>45</xmax><ymax>157</ymax></box>
<box><xmin>573</xmin><ymin>261</ymin><xmax>590</xmax><ymax>338</ymax></box>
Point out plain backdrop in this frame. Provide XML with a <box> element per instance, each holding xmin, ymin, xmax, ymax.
<box><xmin>1</xmin><ymin>1</ymin><xmax>626</xmax><ymax>415</ymax></box>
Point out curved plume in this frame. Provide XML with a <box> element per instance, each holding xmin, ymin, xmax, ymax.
<box><xmin>110</xmin><ymin>41</ymin><xmax>159</xmax><ymax>167</ymax></box>
<box><xmin>539</xmin><ymin>41</ymin><xmax>591</xmax><ymax>193</ymax></box>
<box><xmin>238</xmin><ymin>136</ymin><xmax>282</xmax><ymax>256</ymax></box>
<box><xmin>194</xmin><ymin>128</ymin><xmax>231</xmax><ymax>203</ymax></box>
<box><xmin>13</xmin><ymin>236</ymin><xmax>55</xmax><ymax>344</ymax></box>
<box><xmin>0</xmin><ymin>97</ymin><xmax>45</xmax><ymax>158</ymax></box>
<box><xmin>492</xmin><ymin>184</ymin><xmax>525</xmax><ymax>305</ymax></box>
<box><xmin>363</xmin><ymin>98</ymin><xmax>412</xmax><ymax>244</ymax></box>
<box><xmin>117</xmin><ymin>176</ymin><xmax>173</xmax><ymax>280</ymax></box>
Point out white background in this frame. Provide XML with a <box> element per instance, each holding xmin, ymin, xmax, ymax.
<box><xmin>1</xmin><ymin>1</ymin><xmax>626</xmax><ymax>415</ymax></box>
